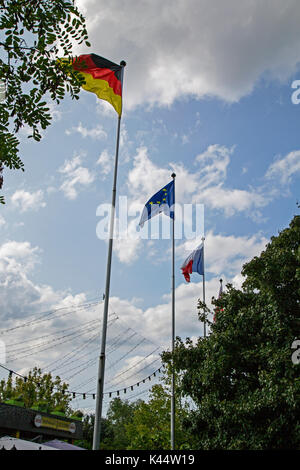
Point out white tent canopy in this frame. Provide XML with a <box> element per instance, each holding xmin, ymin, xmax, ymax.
<box><xmin>0</xmin><ymin>436</ymin><xmax>59</xmax><ymax>450</ymax></box>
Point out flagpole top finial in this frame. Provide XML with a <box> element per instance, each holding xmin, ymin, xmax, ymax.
<box><xmin>120</xmin><ymin>60</ymin><xmax>126</xmax><ymax>67</ymax></box>
<box><xmin>220</xmin><ymin>278</ymin><xmax>223</xmax><ymax>283</ymax></box>
<box><xmin>171</xmin><ymin>173</ymin><xmax>176</xmax><ymax>179</ymax></box>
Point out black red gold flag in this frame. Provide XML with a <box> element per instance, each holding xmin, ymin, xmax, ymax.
<box><xmin>72</xmin><ymin>54</ymin><xmax>123</xmax><ymax>115</ymax></box>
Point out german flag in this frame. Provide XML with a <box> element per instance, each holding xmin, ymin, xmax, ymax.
<box><xmin>72</xmin><ymin>54</ymin><xmax>123</xmax><ymax>116</ymax></box>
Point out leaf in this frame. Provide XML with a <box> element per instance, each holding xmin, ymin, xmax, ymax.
<box><xmin>0</xmin><ymin>0</ymin><xmax>90</xmax><ymax>190</ymax></box>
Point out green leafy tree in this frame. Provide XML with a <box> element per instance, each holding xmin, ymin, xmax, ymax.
<box><xmin>0</xmin><ymin>366</ymin><xmax>71</xmax><ymax>413</ymax></box>
<box><xmin>0</xmin><ymin>0</ymin><xmax>90</xmax><ymax>202</ymax></box>
<box><xmin>125</xmin><ymin>375</ymin><xmax>196</xmax><ymax>450</ymax></box>
<box><xmin>163</xmin><ymin>215</ymin><xmax>300</xmax><ymax>449</ymax></box>
<box><xmin>74</xmin><ymin>413</ymin><xmax>113</xmax><ymax>450</ymax></box>
<box><xmin>101</xmin><ymin>397</ymin><xmax>140</xmax><ymax>449</ymax></box>
<box><xmin>74</xmin><ymin>372</ymin><xmax>196</xmax><ymax>450</ymax></box>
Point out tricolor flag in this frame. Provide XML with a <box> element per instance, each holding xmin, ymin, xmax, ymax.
<box><xmin>181</xmin><ymin>243</ymin><xmax>204</xmax><ymax>282</ymax></box>
<box><xmin>139</xmin><ymin>180</ymin><xmax>175</xmax><ymax>228</ymax></box>
<box><xmin>71</xmin><ymin>54</ymin><xmax>123</xmax><ymax>115</ymax></box>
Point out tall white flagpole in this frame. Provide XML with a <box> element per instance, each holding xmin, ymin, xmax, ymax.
<box><xmin>92</xmin><ymin>61</ymin><xmax>126</xmax><ymax>451</ymax></box>
<box><xmin>171</xmin><ymin>172</ymin><xmax>176</xmax><ymax>450</ymax></box>
<box><xmin>202</xmin><ymin>236</ymin><xmax>206</xmax><ymax>338</ymax></box>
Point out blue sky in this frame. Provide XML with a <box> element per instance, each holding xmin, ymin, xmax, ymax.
<box><xmin>1</xmin><ymin>0</ymin><xmax>300</xmax><ymax>412</ymax></box>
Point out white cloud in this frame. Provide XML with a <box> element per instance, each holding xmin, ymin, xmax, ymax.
<box><xmin>51</xmin><ymin>293</ymin><xmax>88</xmax><ymax>310</ymax></box>
<box><xmin>0</xmin><ymin>240</ymin><xmax>40</xmax><ymax>273</ymax></box>
<box><xmin>127</xmin><ymin>146</ymin><xmax>198</xmax><ymax>205</ymax></box>
<box><xmin>107</xmin><ymin>276</ymin><xmax>238</xmax><ymax>349</ymax></box>
<box><xmin>119</xmin><ymin>123</ymin><xmax>132</xmax><ymax>163</ymax></box>
<box><xmin>96</xmin><ymin>99</ymin><xmax>116</xmax><ymax>117</ymax></box>
<box><xmin>266</xmin><ymin>150</ymin><xmax>300</xmax><ymax>184</ymax></box>
<box><xmin>181</xmin><ymin>134</ymin><xmax>190</xmax><ymax>145</ymax></box>
<box><xmin>0</xmin><ymin>215</ymin><xmax>5</xmax><ymax>227</ymax></box>
<box><xmin>65</xmin><ymin>122</ymin><xmax>107</xmax><ymax>140</ymax></box>
<box><xmin>11</xmin><ymin>189</ymin><xmax>46</xmax><ymax>213</ymax></box>
<box><xmin>76</xmin><ymin>0</ymin><xmax>300</xmax><ymax>109</ymax></box>
<box><xmin>108</xmin><ymin>353</ymin><xmax>161</xmax><ymax>386</ymax></box>
<box><xmin>128</xmin><ymin>144</ymin><xmax>267</xmax><ymax>214</ymax></box>
<box><xmin>59</xmin><ymin>154</ymin><xmax>82</xmax><ymax>174</ymax></box>
<box><xmin>96</xmin><ymin>150</ymin><xmax>113</xmax><ymax>176</ymax></box>
<box><xmin>195</xmin><ymin>144</ymin><xmax>233</xmax><ymax>189</ymax></box>
<box><xmin>116</xmin><ymin>231</ymin><xmax>267</xmax><ymax>344</ymax></box>
<box><xmin>0</xmin><ymin>228</ymin><xmax>268</xmax><ymax>391</ymax></box>
<box><xmin>109</xmin><ymin>144</ymin><xmax>270</xmax><ymax>264</ymax></box>
<box><xmin>178</xmin><ymin>231</ymin><xmax>268</xmax><ymax>276</ymax></box>
<box><xmin>59</xmin><ymin>153</ymin><xmax>95</xmax><ymax>200</ymax></box>
<box><xmin>47</xmin><ymin>101</ymin><xmax>62</xmax><ymax>122</ymax></box>
<box><xmin>113</xmin><ymin>218</ymin><xmax>143</xmax><ymax>264</ymax></box>
<box><xmin>192</xmin><ymin>145</ymin><xmax>268</xmax><ymax>215</ymax></box>
<box><xmin>0</xmin><ymin>239</ymin><xmax>89</xmax><ymax>343</ymax></box>
<box><xmin>197</xmin><ymin>186</ymin><xmax>267</xmax><ymax>217</ymax></box>
<box><xmin>0</xmin><ymin>241</ymin><xmax>48</xmax><ymax>320</ymax></box>
<box><xmin>46</xmin><ymin>186</ymin><xmax>56</xmax><ymax>195</ymax></box>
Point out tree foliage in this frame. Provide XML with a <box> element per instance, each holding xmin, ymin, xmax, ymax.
<box><xmin>74</xmin><ymin>371</ymin><xmax>196</xmax><ymax>450</ymax></box>
<box><xmin>101</xmin><ymin>397</ymin><xmax>140</xmax><ymax>450</ymax></box>
<box><xmin>0</xmin><ymin>0</ymin><xmax>90</xmax><ymax>202</ymax></box>
<box><xmin>74</xmin><ymin>413</ymin><xmax>113</xmax><ymax>450</ymax></box>
<box><xmin>163</xmin><ymin>215</ymin><xmax>300</xmax><ymax>450</ymax></box>
<box><xmin>125</xmin><ymin>382</ymin><xmax>195</xmax><ymax>450</ymax></box>
<box><xmin>0</xmin><ymin>366</ymin><xmax>71</xmax><ymax>412</ymax></box>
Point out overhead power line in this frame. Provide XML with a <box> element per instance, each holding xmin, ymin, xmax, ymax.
<box><xmin>0</xmin><ymin>300</ymin><xmax>102</xmax><ymax>336</ymax></box>
<box><xmin>43</xmin><ymin>316</ymin><xmax>118</xmax><ymax>372</ymax></box>
<box><xmin>6</xmin><ymin>323</ymin><xmax>101</xmax><ymax>362</ymax></box>
<box><xmin>0</xmin><ymin>362</ymin><xmax>162</xmax><ymax>400</ymax></box>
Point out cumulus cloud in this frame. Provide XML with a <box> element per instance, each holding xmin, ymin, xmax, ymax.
<box><xmin>0</xmin><ymin>245</ymin><xmax>163</xmax><ymax>393</ymax></box>
<box><xmin>0</xmin><ymin>232</ymin><xmax>267</xmax><ymax>396</ymax></box>
<box><xmin>59</xmin><ymin>153</ymin><xmax>95</xmax><ymax>200</ymax></box>
<box><xmin>195</xmin><ymin>145</ymin><xmax>233</xmax><ymax>188</ymax></box>
<box><xmin>107</xmin><ymin>353</ymin><xmax>161</xmax><ymax>387</ymax></box>
<box><xmin>108</xmin><ymin>232</ymin><xmax>267</xmax><ymax>347</ymax></box>
<box><xmin>197</xmin><ymin>186</ymin><xmax>267</xmax><ymax>217</ymax></box>
<box><xmin>11</xmin><ymin>189</ymin><xmax>46</xmax><ymax>213</ymax></box>
<box><xmin>0</xmin><ymin>215</ymin><xmax>5</xmax><ymax>227</ymax></box>
<box><xmin>113</xmin><ymin>218</ymin><xmax>143</xmax><ymax>264</ymax></box>
<box><xmin>107</xmin><ymin>144</ymin><xmax>270</xmax><ymax>264</ymax></box>
<box><xmin>65</xmin><ymin>122</ymin><xmax>107</xmax><ymax>140</ymax></box>
<box><xmin>192</xmin><ymin>145</ymin><xmax>268</xmax><ymax>215</ymax></box>
<box><xmin>107</xmin><ymin>277</ymin><xmax>235</xmax><ymax>350</ymax></box>
<box><xmin>128</xmin><ymin>144</ymin><xmax>267</xmax><ymax>214</ymax></box>
<box><xmin>0</xmin><ymin>240</ymin><xmax>91</xmax><ymax>374</ymax></box>
<box><xmin>127</xmin><ymin>146</ymin><xmax>198</xmax><ymax>205</ymax></box>
<box><xmin>96</xmin><ymin>150</ymin><xmax>113</xmax><ymax>176</ymax></box>
<box><xmin>0</xmin><ymin>240</ymin><xmax>53</xmax><ymax>320</ymax></box>
<box><xmin>0</xmin><ymin>241</ymin><xmax>88</xmax><ymax>323</ymax></box>
<box><xmin>0</xmin><ymin>240</ymin><xmax>40</xmax><ymax>272</ymax></box>
<box><xmin>76</xmin><ymin>0</ymin><xmax>300</xmax><ymax>109</ymax></box>
<box><xmin>178</xmin><ymin>231</ymin><xmax>268</xmax><ymax>276</ymax></box>
<box><xmin>266</xmin><ymin>150</ymin><xmax>300</xmax><ymax>184</ymax></box>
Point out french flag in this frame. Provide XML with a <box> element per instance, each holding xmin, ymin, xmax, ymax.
<box><xmin>181</xmin><ymin>243</ymin><xmax>204</xmax><ymax>282</ymax></box>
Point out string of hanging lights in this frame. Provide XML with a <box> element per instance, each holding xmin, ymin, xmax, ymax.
<box><xmin>0</xmin><ymin>362</ymin><xmax>162</xmax><ymax>400</ymax></box>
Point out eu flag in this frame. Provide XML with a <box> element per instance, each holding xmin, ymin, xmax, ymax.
<box><xmin>139</xmin><ymin>180</ymin><xmax>175</xmax><ymax>228</ymax></box>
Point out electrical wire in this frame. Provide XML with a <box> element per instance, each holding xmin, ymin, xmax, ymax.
<box><xmin>0</xmin><ymin>300</ymin><xmax>102</xmax><ymax>335</ymax></box>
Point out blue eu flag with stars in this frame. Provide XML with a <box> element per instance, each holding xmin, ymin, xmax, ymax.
<box><xmin>139</xmin><ymin>180</ymin><xmax>175</xmax><ymax>228</ymax></box>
